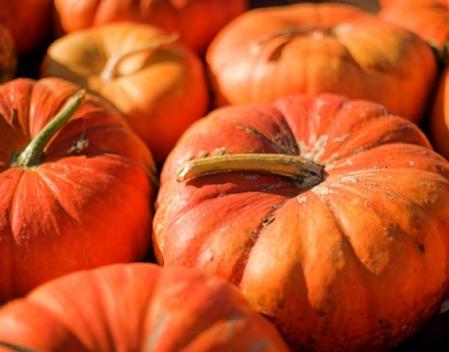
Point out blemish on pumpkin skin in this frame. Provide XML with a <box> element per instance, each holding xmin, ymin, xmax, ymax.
<box><xmin>212</xmin><ymin>147</ymin><xmax>228</xmax><ymax>156</ymax></box>
<box><xmin>333</xmin><ymin>133</ymin><xmax>350</xmax><ymax>144</ymax></box>
<box><xmin>197</xmin><ymin>150</ymin><xmax>209</xmax><ymax>158</ymax></box>
<box><xmin>417</xmin><ymin>243</ymin><xmax>425</xmax><ymax>253</ymax></box>
<box><xmin>66</xmin><ymin>136</ymin><xmax>89</xmax><ymax>155</ymax></box>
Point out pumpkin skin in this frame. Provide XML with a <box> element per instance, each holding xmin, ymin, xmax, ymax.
<box><xmin>0</xmin><ymin>0</ymin><xmax>51</xmax><ymax>54</ymax></box>
<box><xmin>0</xmin><ymin>78</ymin><xmax>156</xmax><ymax>303</ymax></box>
<box><xmin>0</xmin><ymin>263</ymin><xmax>289</xmax><ymax>352</ymax></box>
<box><xmin>206</xmin><ymin>3</ymin><xmax>437</xmax><ymax>123</ymax></box>
<box><xmin>380</xmin><ymin>0</ymin><xmax>449</xmax><ymax>53</ymax></box>
<box><xmin>53</xmin><ymin>0</ymin><xmax>247</xmax><ymax>53</ymax></box>
<box><xmin>41</xmin><ymin>22</ymin><xmax>208</xmax><ymax>163</ymax></box>
<box><xmin>430</xmin><ymin>67</ymin><xmax>449</xmax><ymax>159</ymax></box>
<box><xmin>154</xmin><ymin>94</ymin><xmax>449</xmax><ymax>351</ymax></box>
<box><xmin>0</xmin><ymin>24</ymin><xmax>16</xmax><ymax>83</ymax></box>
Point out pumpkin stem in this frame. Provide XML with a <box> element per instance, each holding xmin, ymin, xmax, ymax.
<box><xmin>12</xmin><ymin>90</ymin><xmax>86</xmax><ymax>168</ymax></box>
<box><xmin>176</xmin><ymin>153</ymin><xmax>325</xmax><ymax>187</ymax></box>
<box><xmin>100</xmin><ymin>32</ymin><xmax>179</xmax><ymax>81</ymax></box>
<box><xmin>0</xmin><ymin>341</ymin><xmax>38</xmax><ymax>352</ymax></box>
<box><xmin>257</xmin><ymin>27</ymin><xmax>328</xmax><ymax>46</ymax></box>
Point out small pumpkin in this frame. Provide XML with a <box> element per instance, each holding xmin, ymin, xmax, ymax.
<box><xmin>41</xmin><ymin>22</ymin><xmax>208</xmax><ymax>163</ymax></box>
<box><xmin>207</xmin><ymin>3</ymin><xmax>437</xmax><ymax>123</ymax></box>
<box><xmin>154</xmin><ymin>94</ymin><xmax>449</xmax><ymax>351</ymax></box>
<box><xmin>0</xmin><ymin>78</ymin><xmax>156</xmax><ymax>302</ymax></box>
<box><xmin>380</xmin><ymin>0</ymin><xmax>449</xmax><ymax>54</ymax></box>
<box><xmin>0</xmin><ymin>263</ymin><xmax>289</xmax><ymax>351</ymax></box>
<box><xmin>0</xmin><ymin>0</ymin><xmax>51</xmax><ymax>54</ymax></box>
<box><xmin>53</xmin><ymin>0</ymin><xmax>247</xmax><ymax>53</ymax></box>
<box><xmin>0</xmin><ymin>24</ymin><xmax>16</xmax><ymax>83</ymax></box>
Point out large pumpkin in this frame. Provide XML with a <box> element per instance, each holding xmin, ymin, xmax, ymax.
<box><xmin>380</xmin><ymin>0</ymin><xmax>449</xmax><ymax>53</ymax></box>
<box><xmin>207</xmin><ymin>3</ymin><xmax>437</xmax><ymax>123</ymax></box>
<box><xmin>0</xmin><ymin>78</ymin><xmax>156</xmax><ymax>302</ymax></box>
<box><xmin>0</xmin><ymin>263</ymin><xmax>289</xmax><ymax>351</ymax></box>
<box><xmin>0</xmin><ymin>0</ymin><xmax>51</xmax><ymax>54</ymax></box>
<box><xmin>53</xmin><ymin>0</ymin><xmax>247</xmax><ymax>53</ymax></box>
<box><xmin>41</xmin><ymin>22</ymin><xmax>208</xmax><ymax>163</ymax></box>
<box><xmin>154</xmin><ymin>94</ymin><xmax>449</xmax><ymax>351</ymax></box>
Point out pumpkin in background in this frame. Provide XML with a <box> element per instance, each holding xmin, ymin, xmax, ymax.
<box><xmin>154</xmin><ymin>94</ymin><xmax>449</xmax><ymax>351</ymax></box>
<box><xmin>0</xmin><ymin>0</ymin><xmax>51</xmax><ymax>54</ymax></box>
<box><xmin>0</xmin><ymin>263</ymin><xmax>289</xmax><ymax>352</ymax></box>
<box><xmin>207</xmin><ymin>3</ymin><xmax>436</xmax><ymax>123</ymax></box>
<box><xmin>41</xmin><ymin>22</ymin><xmax>208</xmax><ymax>163</ymax></box>
<box><xmin>53</xmin><ymin>0</ymin><xmax>248</xmax><ymax>53</ymax></box>
<box><xmin>0</xmin><ymin>78</ymin><xmax>156</xmax><ymax>303</ymax></box>
<box><xmin>380</xmin><ymin>0</ymin><xmax>449</xmax><ymax>54</ymax></box>
<box><xmin>0</xmin><ymin>24</ymin><xmax>16</xmax><ymax>83</ymax></box>
<box><xmin>430</xmin><ymin>67</ymin><xmax>449</xmax><ymax>159</ymax></box>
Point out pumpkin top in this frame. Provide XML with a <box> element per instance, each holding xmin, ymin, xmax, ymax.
<box><xmin>155</xmin><ymin>94</ymin><xmax>449</xmax><ymax>350</ymax></box>
<box><xmin>206</xmin><ymin>3</ymin><xmax>437</xmax><ymax>122</ymax></box>
<box><xmin>0</xmin><ymin>78</ymin><xmax>155</xmax><ymax>174</ymax></box>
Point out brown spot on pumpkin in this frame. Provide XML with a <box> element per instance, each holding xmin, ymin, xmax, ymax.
<box><xmin>417</xmin><ymin>243</ymin><xmax>425</xmax><ymax>253</ymax></box>
<box><xmin>262</xmin><ymin>215</ymin><xmax>275</xmax><ymax>227</ymax></box>
<box><xmin>66</xmin><ymin>136</ymin><xmax>89</xmax><ymax>155</ymax></box>
<box><xmin>197</xmin><ymin>150</ymin><xmax>209</xmax><ymax>158</ymax></box>
<box><xmin>212</xmin><ymin>147</ymin><xmax>228</xmax><ymax>156</ymax></box>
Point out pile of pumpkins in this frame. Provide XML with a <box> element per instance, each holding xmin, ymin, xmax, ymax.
<box><xmin>1</xmin><ymin>0</ymin><xmax>449</xmax><ymax>351</ymax></box>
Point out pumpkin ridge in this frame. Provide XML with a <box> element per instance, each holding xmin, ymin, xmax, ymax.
<box><xmin>8</xmin><ymin>169</ymin><xmax>26</xmax><ymax>245</ymax></box>
<box><xmin>136</xmin><ymin>271</ymin><xmax>161</xmax><ymax>349</ymax></box>
<box><xmin>326</xmin><ymin>168</ymin><xmax>445</xmax><ymax>254</ymax></box>
<box><xmin>33</xmin><ymin>169</ymin><xmax>95</xmax><ymax>269</ymax></box>
<box><xmin>232</xmin><ymin>198</ymin><xmax>291</xmax><ymax>286</ymax></box>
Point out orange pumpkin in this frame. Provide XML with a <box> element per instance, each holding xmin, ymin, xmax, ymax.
<box><xmin>380</xmin><ymin>0</ymin><xmax>449</xmax><ymax>53</ymax></box>
<box><xmin>0</xmin><ymin>263</ymin><xmax>289</xmax><ymax>351</ymax></box>
<box><xmin>154</xmin><ymin>94</ymin><xmax>449</xmax><ymax>351</ymax></box>
<box><xmin>0</xmin><ymin>0</ymin><xmax>51</xmax><ymax>54</ymax></box>
<box><xmin>41</xmin><ymin>22</ymin><xmax>208</xmax><ymax>163</ymax></box>
<box><xmin>0</xmin><ymin>24</ymin><xmax>16</xmax><ymax>83</ymax></box>
<box><xmin>53</xmin><ymin>0</ymin><xmax>247</xmax><ymax>53</ymax></box>
<box><xmin>430</xmin><ymin>67</ymin><xmax>449</xmax><ymax>159</ymax></box>
<box><xmin>0</xmin><ymin>78</ymin><xmax>156</xmax><ymax>302</ymax></box>
<box><xmin>207</xmin><ymin>3</ymin><xmax>437</xmax><ymax>123</ymax></box>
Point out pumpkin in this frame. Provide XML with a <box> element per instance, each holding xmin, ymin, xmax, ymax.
<box><xmin>380</xmin><ymin>0</ymin><xmax>449</xmax><ymax>54</ymax></box>
<box><xmin>430</xmin><ymin>67</ymin><xmax>449</xmax><ymax>159</ymax></box>
<box><xmin>0</xmin><ymin>263</ymin><xmax>289</xmax><ymax>351</ymax></box>
<box><xmin>53</xmin><ymin>0</ymin><xmax>247</xmax><ymax>53</ymax></box>
<box><xmin>0</xmin><ymin>0</ymin><xmax>51</xmax><ymax>54</ymax></box>
<box><xmin>41</xmin><ymin>22</ymin><xmax>208</xmax><ymax>163</ymax></box>
<box><xmin>154</xmin><ymin>94</ymin><xmax>449</xmax><ymax>351</ymax></box>
<box><xmin>0</xmin><ymin>78</ymin><xmax>156</xmax><ymax>303</ymax></box>
<box><xmin>0</xmin><ymin>24</ymin><xmax>16</xmax><ymax>83</ymax></box>
<box><xmin>206</xmin><ymin>3</ymin><xmax>437</xmax><ymax>123</ymax></box>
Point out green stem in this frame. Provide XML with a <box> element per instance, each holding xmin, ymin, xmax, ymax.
<box><xmin>12</xmin><ymin>90</ymin><xmax>86</xmax><ymax>168</ymax></box>
<box><xmin>0</xmin><ymin>341</ymin><xmax>38</xmax><ymax>352</ymax></box>
<box><xmin>176</xmin><ymin>153</ymin><xmax>325</xmax><ymax>187</ymax></box>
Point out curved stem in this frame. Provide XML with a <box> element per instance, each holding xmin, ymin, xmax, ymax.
<box><xmin>257</xmin><ymin>26</ymin><xmax>327</xmax><ymax>46</ymax></box>
<box><xmin>0</xmin><ymin>341</ymin><xmax>38</xmax><ymax>352</ymax></box>
<box><xmin>176</xmin><ymin>153</ymin><xmax>325</xmax><ymax>187</ymax></box>
<box><xmin>12</xmin><ymin>90</ymin><xmax>86</xmax><ymax>168</ymax></box>
<box><xmin>100</xmin><ymin>32</ymin><xmax>179</xmax><ymax>80</ymax></box>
